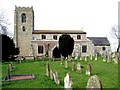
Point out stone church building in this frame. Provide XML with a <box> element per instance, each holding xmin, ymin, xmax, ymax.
<box><xmin>14</xmin><ymin>6</ymin><xmax>111</xmax><ymax>58</ymax></box>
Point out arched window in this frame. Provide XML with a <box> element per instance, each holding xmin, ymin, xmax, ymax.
<box><xmin>22</xmin><ymin>26</ymin><xmax>26</xmax><ymax>31</ymax></box>
<box><xmin>38</xmin><ymin>45</ymin><xmax>44</xmax><ymax>54</ymax></box>
<box><xmin>21</xmin><ymin>13</ymin><xmax>26</xmax><ymax>23</ymax></box>
<box><xmin>77</xmin><ymin>35</ymin><xmax>81</xmax><ymax>39</ymax></box>
<box><xmin>42</xmin><ymin>35</ymin><xmax>46</xmax><ymax>39</ymax></box>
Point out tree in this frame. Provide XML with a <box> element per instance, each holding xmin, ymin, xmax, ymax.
<box><xmin>59</xmin><ymin>34</ymin><xmax>74</xmax><ymax>58</ymax></box>
<box><xmin>111</xmin><ymin>26</ymin><xmax>120</xmax><ymax>52</ymax></box>
<box><xmin>2</xmin><ymin>34</ymin><xmax>19</xmax><ymax>61</ymax></box>
<box><xmin>53</xmin><ymin>46</ymin><xmax>61</xmax><ymax>58</ymax></box>
<box><xmin>0</xmin><ymin>11</ymin><xmax>9</xmax><ymax>35</ymax></box>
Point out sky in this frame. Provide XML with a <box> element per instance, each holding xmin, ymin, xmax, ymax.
<box><xmin>0</xmin><ymin>0</ymin><xmax>119</xmax><ymax>51</ymax></box>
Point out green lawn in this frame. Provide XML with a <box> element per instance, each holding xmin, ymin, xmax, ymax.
<box><xmin>2</xmin><ymin>57</ymin><xmax>119</xmax><ymax>89</ymax></box>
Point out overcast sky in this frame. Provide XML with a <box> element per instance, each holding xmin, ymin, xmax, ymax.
<box><xmin>0</xmin><ymin>0</ymin><xmax>119</xmax><ymax>51</ymax></box>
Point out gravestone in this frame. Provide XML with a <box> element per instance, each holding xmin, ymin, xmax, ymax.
<box><xmin>50</xmin><ymin>70</ymin><xmax>53</xmax><ymax>80</ymax></box>
<box><xmin>85</xmin><ymin>56</ymin><xmax>87</xmax><ymax>61</ymax></box>
<box><xmin>61</xmin><ymin>57</ymin><xmax>64</xmax><ymax>65</ymax></box>
<box><xmin>114</xmin><ymin>52</ymin><xmax>119</xmax><ymax>64</ymax></box>
<box><xmin>77</xmin><ymin>62</ymin><xmax>82</xmax><ymax>73</ymax></box>
<box><xmin>6</xmin><ymin>67</ymin><xmax>10</xmax><ymax>80</ymax></box>
<box><xmin>107</xmin><ymin>52</ymin><xmax>111</xmax><ymax>63</ymax></box>
<box><xmin>95</xmin><ymin>54</ymin><xmax>98</xmax><ymax>61</ymax></box>
<box><xmin>46</xmin><ymin>62</ymin><xmax>50</xmax><ymax>77</ymax></box>
<box><xmin>90</xmin><ymin>55</ymin><xmax>93</xmax><ymax>60</ymax></box>
<box><xmin>102</xmin><ymin>51</ymin><xmax>106</xmax><ymax>62</ymax></box>
<box><xmin>53</xmin><ymin>71</ymin><xmax>60</xmax><ymax>85</ymax></box>
<box><xmin>65</xmin><ymin>60</ymin><xmax>68</xmax><ymax>69</ymax></box>
<box><xmin>86</xmin><ymin>64</ymin><xmax>91</xmax><ymax>76</ymax></box>
<box><xmin>80</xmin><ymin>56</ymin><xmax>82</xmax><ymax>60</ymax></box>
<box><xmin>64</xmin><ymin>73</ymin><xmax>73</xmax><ymax>89</ymax></box>
<box><xmin>8</xmin><ymin>64</ymin><xmax>12</xmax><ymax>72</ymax></box>
<box><xmin>72</xmin><ymin>62</ymin><xmax>75</xmax><ymax>71</ymax></box>
<box><xmin>86</xmin><ymin>75</ymin><xmax>102</xmax><ymax>90</ymax></box>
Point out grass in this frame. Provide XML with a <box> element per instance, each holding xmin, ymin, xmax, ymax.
<box><xmin>2</xmin><ymin>56</ymin><xmax>119</xmax><ymax>89</ymax></box>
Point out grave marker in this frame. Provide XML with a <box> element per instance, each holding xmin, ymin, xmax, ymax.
<box><xmin>53</xmin><ymin>71</ymin><xmax>60</xmax><ymax>85</ymax></box>
<box><xmin>72</xmin><ymin>62</ymin><xmax>75</xmax><ymax>71</ymax></box>
<box><xmin>46</xmin><ymin>62</ymin><xmax>50</xmax><ymax>77</ymax></box>
<box><xmin>64</xmin><ymin>73</ymin><xmax>73</xmax><ymax>89</ymax></box>
<box><xmin>77</xmin><ymin>62</ymin><xmax>82</xmax><ymax>73</ymax></box>
<box><xmin>65</xmin><ymin>60</ymin><xmax>68</xmax><ymax>69</ymax></box>
<box><xmin>50</xmin><ymin>70</ymin><xmax>53</xmax><ymax>80</ymax></box>
<box><xmin>86</xmin><ymin>64</ymin><xmax>91</xmax><ymax>76</ymax></box>
<box><xmin>86</xmin><ymin>75</ymin><xmax>102</xmax><ymax>90</ymax></box>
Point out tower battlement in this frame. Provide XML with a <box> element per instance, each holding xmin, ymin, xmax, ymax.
<box><xmin>15</xmin><ymin>6</ymin><xmax>33</xmax><ymax>11</ymax></box>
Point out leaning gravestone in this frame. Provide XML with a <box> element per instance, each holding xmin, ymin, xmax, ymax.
<box><xmin>86</xmin><ymin>64</ymin><xmax>91</xmax><ymax>76</ymax></box>
<box><xmin>64</xmin><ymin>73</ymin><xmax>73</xmax><ymax>89</ymax></box>
<box><xmin>50</xmin><ymin>70</ymin><xmax>53</xmax><ymax>80</ymax></box>
<box><xmin>53</xmin><ymin>71</ymin><xmax>60</xmax><ymax>85</ymax></box>
<box><xmin>77</xmin><ymin>62</ymin><xmax>82</xmax><ymax>73</ymax></box>
<box><xmin>86</xmin><ymin>75</ymin><xmax>102</xmax><ymax>90</ymax></box>
<box><xmin>46</xmin><ymin>62</ymin><xmax>50</xmax><ymax>77</ymax></box>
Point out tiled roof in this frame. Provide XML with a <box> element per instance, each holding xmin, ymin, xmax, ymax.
<box><xmin>87</xmin><ymin>37</ymin><xmax>110</xmax><ymax>46</ymax></box>
<box><xmin>32</xmin><ymin>30</ymin><xmax>86</xmax><ymax>34</ymax></box>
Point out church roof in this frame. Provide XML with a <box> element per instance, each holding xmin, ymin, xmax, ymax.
<box><xmin>32</xmin><ymin>30</ymin><xmax>86</xmax><ymax>34</ymax></box>
<box><xmin>87</xmin><ymin>37</ymin><xmax>110</xmax><ymax>46</ymax></box>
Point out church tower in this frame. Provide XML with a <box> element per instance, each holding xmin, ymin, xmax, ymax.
<box><xmin>14</xmin><ymin>6</ymin><xmax>34</xmax><ymax>56</ymax></box>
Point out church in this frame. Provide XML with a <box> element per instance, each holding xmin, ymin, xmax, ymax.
<box><xmin>13</xmin><ymin>6</ymin><xmax>111</xmax><ymax>59</ymax></box>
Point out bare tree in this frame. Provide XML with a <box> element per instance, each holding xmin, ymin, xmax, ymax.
<box><xmin>111</xmin><ymin>25</ymin><xmax>120</xmax><ymax>52</ymax></box>
<box><xmin>0</xmin><ymin>10</ymin><xmax>9</xmax><ymax>35</ymax></box>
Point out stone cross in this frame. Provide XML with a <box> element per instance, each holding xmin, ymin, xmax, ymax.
<box><xmin>53</xmin><ymin>71</ymin><xmax>60</xmax><ymax>85</ymax></box>
<box><xmin>77</xmin><ymin>62</ymin><xmax>82</xmax><ymax>73</ymax></box>
<box><xmin>64</xmin><ymin>73</ymin><xmax>73</xmax><ymax>89</ymax></box>
<box><xmin>72</xmin><ymin>62</ymin><xmax>75</xmax><ymax>71</ymax></box>
<box><xmin>86</xmin><ymin>64</ymin><xmax>91</xmax><ymax>76</ymax></box>
<box><xmin>65</xmin><ymin>60</ymin><xmax>68</xmax><ymax>69</ymax></box>
<box><xmin>86</xmin><ymin>75</ymin><xmax>102</xmax><ymax>90</ymax></box>
<box><xmin>46</xmin><ymin>62</ymin><xmax>50</xmax><ymax>77</ymax></box>
<box><xmin>50</xmin><ymin>70</ymin><xmax>53</xmax><ymax>80</ymax></box>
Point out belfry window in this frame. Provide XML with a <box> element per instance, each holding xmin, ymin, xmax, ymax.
<box><xmin>77</xmin><ymin>35</ymin><xmax>81</xmax><ymax>39</ymax></box>
<box><xmin>38</xmin><ymin>45</ymin><xmax>44</xmax><ymax>54</ymax></box>
<box><xmin>22</xmin><ymin>26</ymin><xmax>26</xmax><ymax>31</ymax></box>
<box><xmin>21</xmin><ymin>13</ymin><xmax>26</xmax><ymax>23</ymax></box>
<box><xmin>53</xmin><ymin>35</ymin><xmax>57</xmax><ymax>40</ymax></box>
<box><xmin>42</xmin><ymin>35</ymin><xmax>46</xmax><ymax>39</ymax></box>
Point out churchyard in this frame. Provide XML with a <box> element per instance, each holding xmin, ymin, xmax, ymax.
<box><xmin>2</xmin><ymin>55</ymin><xmax>119</xmax><ymax>89</ymax></box>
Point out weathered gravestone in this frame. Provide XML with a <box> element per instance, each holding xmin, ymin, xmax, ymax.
<box><xmin>95</xmin><ymin>54</ymin><xmax>98</xmax><ymax>61</ymax></box>
<box><xmin>72</xmin><ymin>62</ymin><xmax>75</xmax><ymax>71</ymax></box>
<box><xmin>102</xmin><ymin>51</ymin><xmax>106</xmax><ymax>62</ymax></box>
<box><xmin>85</xmin><ymin>56</ymin><xmax>87</xmax><ymax>61</ymax></box>
<box><xmin>86</xmin><ymin>64</ymin><xmax>91</xmax><ymax>76</ymax></box>
<box><xmin>77</xmin><ymin>62</ymin><xmax>82</xmax><ymax>73</ymax></box>
<box><xmin>64</xmin><ymin>73</ymin><xmax>73</xmax><ymax>89</ymax></box>
<box><xmin>61</xmin><ymin>57</ymin><xmax>64</xmax><ymax>65</ymax></box>
<box><xmin>90</xmin><ymin>55</ymin><xmax>93</xmax><ymax>60</ymax></box>
<box><xmin>50</xmin><ymin>70</ymin><xmax>53</xmax><ymax>80</ymax></box>
<box><xmin>86</xmin><ymin>75</ymin><xmax>102</xmax><ymax>90</ymax></box>
<box><xmin>65</xmin><ymin>60</ymin><xmax>68</xmax><ymax>69</ymax></box>
<box><xmin>53</xmin><ymin>71</ymin><xmax>60</xmax><ymax>85</ymax></box>
<box><xmin>80</xmin><ymin>56</ymin><xmax>82</xmax><ymax>60</ymax></box>
<box><xmin>107</xmin><ymin>52</ymin><xmax>111</xmax><ymax>63</ymax></box>
<box><xmin>114</xmin><ymin>52</ymin><xmax>119</xmax><ymax>64</ymax></box>
<box><xmin>6</xmin><ymin>67</ymin><xmax>10</xmax><ymax>80</ymax></box>
<box><xmin>46</xmin><ymin>62</ymin><xmax>50</xmax><ymax>77</ymax></box>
